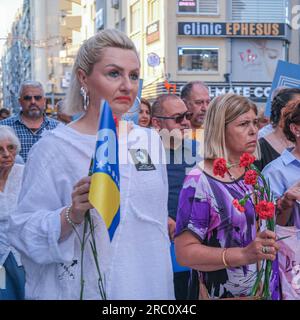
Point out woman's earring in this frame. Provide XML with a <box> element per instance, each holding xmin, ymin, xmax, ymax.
<box><xmin>80</xmin><ymin>87</ymin><xmax>89</xmax><ymax>111</ymax></box>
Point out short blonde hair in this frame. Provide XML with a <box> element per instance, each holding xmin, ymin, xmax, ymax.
<box><xmin>0</xmin><ymin>125</ymin><xmax>21</xmax><ymax>153</ymax></box>
<box><xmin>204</xmin><ymin>93</ymin><xmax>260</xmax><ymax>161</ymax></box>
<box><xmin>64</xmin><ymin>29</ymin><xmax>140</xmax><ymax>115</ymax></box>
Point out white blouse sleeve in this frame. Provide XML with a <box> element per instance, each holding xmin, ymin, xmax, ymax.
<box><xmin>9</xmin><ymin>140</ymin><xmax>76</xmax><ymax>265</ymax></box>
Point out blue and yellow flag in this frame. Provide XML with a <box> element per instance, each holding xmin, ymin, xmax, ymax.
<box><xmin>89</xmin><ymin>101</ymin><xmax>120</xmax><ymax>241</ymax></box>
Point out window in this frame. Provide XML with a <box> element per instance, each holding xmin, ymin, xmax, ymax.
<box><xmin>231</xmin><ymin>0</ymin><xmax>289</xmax><ymax>23</ymax></box>
<box><xmin>178</xmin><ymin>47</ymin><xmax>218</xmax><ymax>72</ymax></box>
<box><xmin>130</xmin><ymin>1</ymin><xmax>141</xmax><ymax>33</ymax></box>
<box><xmin>177</xmin><ymin>0</ymin><xmax>219</xmax><ymax>15</ymax></box>
<box><xmin>148</xmin><ymin>0</ymin><xmax>159</xmax><ymax>23</ymax></box>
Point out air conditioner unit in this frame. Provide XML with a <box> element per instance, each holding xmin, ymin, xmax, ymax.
<box><xmin>111</xmin><ymin>0</ymin><xmax>119</xmax><ymax>9</ymax></box>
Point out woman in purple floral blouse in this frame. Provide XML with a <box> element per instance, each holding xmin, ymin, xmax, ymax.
<box><xmin>175</xmin><ymin>93</ymin><xmax>279</xmax><ymax>299</ymax></box>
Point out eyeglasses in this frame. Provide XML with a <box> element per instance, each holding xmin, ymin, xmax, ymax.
<box><xmin>155</xmin><ymin>111</ymin><xmax>193</xmax><ymax>124</ymax></box>
<box><xmin>23</xmin><ymin>95</ymin><xmax>43</xmax><ymax>101</ymax></box>
<box><xmin>0</xmin><ymin>144</ymin><xmax>17</xmax><ymax>155</ymax></box>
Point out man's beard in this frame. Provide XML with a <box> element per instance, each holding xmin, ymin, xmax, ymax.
<box><xmin>25</xmin><ymin>106</ymin><xmax>44</xmax><ymax>119</ymax></box>
<box><xmin>191</xmin><ymin>113</ymin><xmax>205</xmax><ymax>128</ymax></box>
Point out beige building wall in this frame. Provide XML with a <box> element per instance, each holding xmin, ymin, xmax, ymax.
<box><xmin>30</xmin><ymin>0</ymin><xmax>57</xmax><ymax>92</ymax></box>
<box><xmin>31</xmin><ymin>0</ymin><xmax>87</xmax><ymax>103</ymax></box>
<box><xmin>166</xmin><ymin>0</ymin><xmax>227</xmax><ymax>83</ymax></box>
<box><xmin>105</xmin><ymin>4</ymin><xmax>118</xmax><ymax>29</ymax></box>
<box><xmin>126</xmin><ymin>0</ymin><xmax>165</xmax><ymax>85</ymax></box>
<box><xmin>81</xmin><ymin>0</ymin><xmax>96</xmax><ymax>40</ymax></box>
<box><xmin>127</xmin><ymin>0</ymin><xmax>143</xmax><ymax>78</ymax></box>
<box><xmin>143</xmin><ymin>0</ymin><xmax>165</xmax><ymax>85</ymax></box>
<box><xmin>105</xmin><ymin>0</ymin><xmax>128</xmax><ymax>30</ymax></box>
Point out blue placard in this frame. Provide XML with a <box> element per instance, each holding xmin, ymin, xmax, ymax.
<box><xmin>170</xmin><ymin>241</ymin><xmax>190</xmax><ymax>273</ymax></box>
<box><xmin>265</xmin><ymin>60</ymin><xmax>300</xmax><ymax>117</ymax></box>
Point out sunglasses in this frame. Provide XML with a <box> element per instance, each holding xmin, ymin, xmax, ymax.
<box><xmin>155</xmin><ymin>111</ymin><xmax>193</xmax><ymax>124</ymax></box>
<box><xmin>23</xmin><ymin>95</ymin><xmax>43</xmax><ymax>101</ymax></box>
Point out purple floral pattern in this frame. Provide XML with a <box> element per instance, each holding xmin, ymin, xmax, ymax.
<box><xmin>175</xmin><ymin>168</ymin><xmax>279</xmax><ymax>299</ymax></box>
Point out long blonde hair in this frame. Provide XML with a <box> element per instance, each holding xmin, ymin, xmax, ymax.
<box><xmin>64</xmin><ymin>29</ymin><xmax>139</xmax><ymax>115</ymax></box>
<box><xmin>204</xmin><ymin>93</ymin><xmax>260</xmax><ymax>161</ymax></box>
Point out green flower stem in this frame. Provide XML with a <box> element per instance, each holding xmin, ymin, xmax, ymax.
<box><xmin>276</xmin><ymin>235</ymin><xmax>290</xmax><ymax>242</ymax></box>
<box><xmin>263</xmin><ymin>259</ymin><xmax>272</xmax><ymax>299</ymax></box>
<box><xmin>73</xmin><ymin>158</ymin><xmax>107</xmax><ymax>300</ymax></box>
<box><xmin>79</xmin><ymin>158</ymin><xmax>106</xmax><ymax>300</ymax></box>
<box><xmin>87</xmin><ymin>213</ymin><xmax>106</xmax><ymax>300</ymax></box>
<box><xmin>247</xmin><ymin>164</ymin><xmax>276</xmax><ymax>299</ymax></box>
<box><xmin>251</xmin><ymin>263</ymin><xmax>265</xmax><ymax>296</ymax></box>
<box><xmin>79</xmin><ymin>212</ymin><xmax>90</xmax><ymax>300</ymax></box>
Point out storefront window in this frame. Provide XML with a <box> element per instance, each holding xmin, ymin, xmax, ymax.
<box><xmin>177</xmin><ymin>0</ymin><xmax>219</xmax><ymax>15</ymax></box>
<box><xmin>178</xmin><ymin>47</ymin><xmax>218</xmax><ymax>72</ymax></box>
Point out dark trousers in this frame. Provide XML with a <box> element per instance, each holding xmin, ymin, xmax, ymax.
<box><xmin>0</xmin><ymin>252</ymin><xmax>25</xmax><ymax>300</ymax></box>
<box><xmin>174</xmin><ymin>271</ymin><xmax>190</xmax><ymax>300</ymax></box>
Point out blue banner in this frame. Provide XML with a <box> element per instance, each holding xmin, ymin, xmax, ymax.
<box><xmin>265</xmin><ymin>60</ymin><xmax>300</xmax><ymax>116</ymax></box>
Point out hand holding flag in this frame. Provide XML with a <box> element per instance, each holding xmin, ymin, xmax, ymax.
<box><xmin>89</xmin><ymin>100</ymin><xmax>120</xmax><ymax>241</ymax></box>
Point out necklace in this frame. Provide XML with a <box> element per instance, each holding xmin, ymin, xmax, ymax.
<box><xmin>273</xmin><ymin>130</ymin><xmax>294</xmax><ymax>151</ymax></box>
<box><xmin>279</xmin><ymin>135</ymin><xmax>292</xmax><ymax>149</ymax></box>
<box><xmin>227</xmin><ymin>167</ymin><xmax>244</xmax><ymax>181</ymax></box>
<box><xmin>227</xmin><ymin>170</ymin><xmax>236</xmax><ymax>181</ymax></box>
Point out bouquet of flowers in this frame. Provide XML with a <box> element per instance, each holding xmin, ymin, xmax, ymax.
<box><xmin>213</xmin><ymin>153</ymin><xmax>275</xmax><ymax>299</ymax></box>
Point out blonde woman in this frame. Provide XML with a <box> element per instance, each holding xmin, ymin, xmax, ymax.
<box><xmin>175</xmin><ymin>94</ymin><xmax>279</xmax><ymax>299</ymax></box>
<box><xmin>9</xmin><ymin>29</ymin><xmax>174</xmax><ymax>300</ymax></box>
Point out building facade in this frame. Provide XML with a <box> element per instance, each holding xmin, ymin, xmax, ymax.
<box><xmin>1</xmin><ymin>0</ymin><xmax>31</xmax><ymax>112</ymax></box>
<box><xmin>1</xmin><ymin>0</ymin><xmax>96</xmax><ymax>113</ymax></box>
<box><xmin>30</xmin><ymin>0</ymin><xmax>87</xmax><ymax>110</ymax></box>
<box><xmin>102</xmin><ymin>0</ymin><xmax>297</xmax><ymax>106</ymax></box>
<box><xmin>2</xmin><ymin>0</ymin><xmax>300</xmax><ymax>111</ymax></box>
<box><xmin>138</xmin><ymin>0</ymin><xmax>300</xmax><ymax>105</ymax></box>
<box><xmin>95</xmin><ymin>0</ymin><xmax>127</xmax><ymax>32</ymax></box>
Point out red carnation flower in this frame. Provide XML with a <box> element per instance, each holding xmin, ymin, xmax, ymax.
<box><xmin>244</xmin><ymin>170</ymin><xmax>258</xmax><ymax>186</ymax></box>
<box><xmin>255</xmin><ymin>201</ymin><xmax>275</xmax><ymax>220</ymax></box>
<box><xmin>213</xmin><ymin>158</ymin><xmax>228</xmax><ymax>178</ymax></box>
<box><xmin>232</xmin><ymin>199</ymin><xmax>245</xmax><ymax>213</ymax></box>
<box><xmin>113</xmin><ymin>114</ymin><xmax>119</xmax><ymax>128</ymax></box>
<box><xmin>239</xmin><ymin>153</ymin><xmax>256</xmax><ymax>168</ymax></box>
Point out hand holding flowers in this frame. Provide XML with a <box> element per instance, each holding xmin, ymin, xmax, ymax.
<box><xmin>213</xmin><ymin>153</ymin><xmax>278</xmax><ymax>299</ymax></box>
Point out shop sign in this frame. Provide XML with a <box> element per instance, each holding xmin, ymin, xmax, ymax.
<box><xmin>146</xmin><ymin>21</ymin><xmax>160</xmax><ymax>44</ymax></box>
<box><xmin>178</xmin><ymin>22</ymin><xmax>287</xmax><ymax>38</ymax></box>
<box><xmin>178</xmin><ymin>0</ymin><xmax>197</xmax><ymax>13</ymax></box>
<box><xmin>208</xmin><ymin>85</ymin><xmax>271</xmax><ymax>100</ymax></box>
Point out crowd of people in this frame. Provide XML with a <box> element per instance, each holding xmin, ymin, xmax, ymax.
<box><xmin>0</xmin><ymin>28</ymin><xmax>300</xmax><ymax>300</ymax></box>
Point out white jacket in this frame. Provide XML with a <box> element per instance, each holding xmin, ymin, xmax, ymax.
<box><xmin>9</xmin><ymin>124</ymin><xmax>174</xmax><ymax>300</ymax></box>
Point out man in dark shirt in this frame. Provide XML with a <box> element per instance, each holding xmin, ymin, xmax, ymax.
<box><xmin>152</xmin><ymin>94</ymin><xmax>201</xmax><ymax>299</ymax></box>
